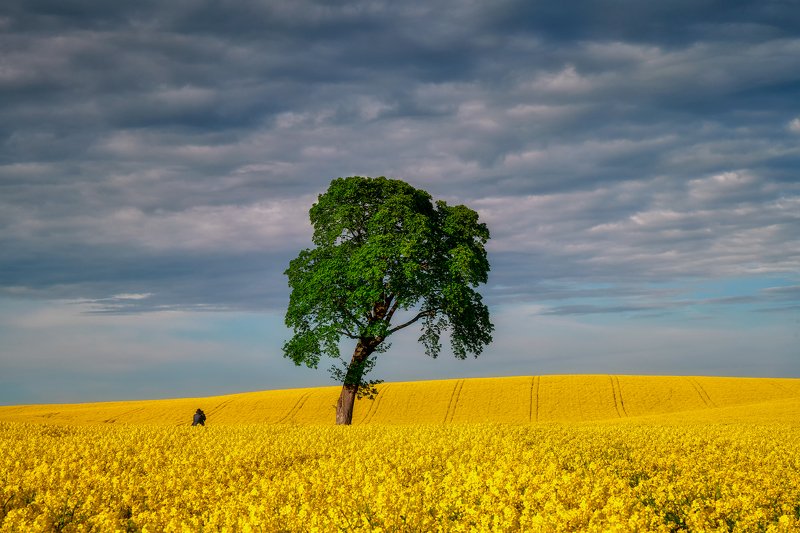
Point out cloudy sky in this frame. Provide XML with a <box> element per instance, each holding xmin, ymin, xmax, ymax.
<box><xmin>2</xmin><ymin>0</ymin><xmax>799</xmax><ymax>405</ymax></box>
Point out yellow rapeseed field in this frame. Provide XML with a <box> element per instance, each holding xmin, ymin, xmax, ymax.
<box><xmin>1</xmin><ymin>375</ymin><xmax>799</xmax><ymax>531</ymax></box>
<box><xmin>3</xmin><ymin>375</ymin><xmax>799</xmax><ymax>426</ymax></box>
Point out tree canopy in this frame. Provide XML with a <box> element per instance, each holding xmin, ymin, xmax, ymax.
<box><xmin>283</xmin><ymin>176</ymin><xmax>493</xmax><ymax>423</ymax></box>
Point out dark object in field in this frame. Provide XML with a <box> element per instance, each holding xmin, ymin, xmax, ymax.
<box><xmin>192</xmin><ymin>408</ymin><xmax>206</xmax><ymax>426</ymax></box>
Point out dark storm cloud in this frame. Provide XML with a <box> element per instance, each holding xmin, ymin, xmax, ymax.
<box><xmin>491</xmin><ymin>0</ymin><xmax>800</xmax><ymax>44</ymax></box>
<box><xmin>1</xmin><ymin>0</ymin><xmax>799</xmax><ymax>315</ymax></box>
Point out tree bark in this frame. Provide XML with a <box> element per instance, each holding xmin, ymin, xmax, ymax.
<box><xmin>335</xmin><ymin>339</ymin><xmax>377</xmax><ymax>425</ymax></box>
<box><xmin>336</xmin><ymin>383</ymin><xmax>358</xmax><ymax>425</ymax></box>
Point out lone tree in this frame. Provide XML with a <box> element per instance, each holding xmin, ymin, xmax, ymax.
<box><xmin>284</xmin><ymin>176</ymin><xmax>493</xmax><ymax>425</ymax></box>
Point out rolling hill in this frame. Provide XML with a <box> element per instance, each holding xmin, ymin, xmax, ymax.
<box><xmin>2</xmin><ymin>374</ymin><xmax>799</xmax><ymax>426</ymax></box>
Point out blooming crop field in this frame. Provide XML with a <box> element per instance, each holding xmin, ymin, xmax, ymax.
<box><xmin>3</xmin><ymin>375</ymin><xmax>799</xmax><ymax>426</ymax></box>
<box><xmin>1</xmin><ymin>375</ymin><xmax>800</xmax><ymax>532</ymax></box>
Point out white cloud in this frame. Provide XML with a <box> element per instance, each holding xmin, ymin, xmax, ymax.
<box><xmin>505</xmin><ymin>103</ymin><xmax>581</xmax><ymax>121</ymax></box>
<box><xmin>788</xmin><ymin>117</ymin><xmax>800</xmax><ymax>134</ymax></box>
<box><xmin>476</xmin><ymin>175</ymin><xmax>800</xmax><ymax>281</ymax></box>
<box><xmin>688</xmin><ymin>170</ymin><xmax>759</xmax><ymax>202</ymax></box>
<box><xmin>5</xmin><ymin>199</ymin><xmax>315</xmax><ymax>254</ymax></box>
<box><xmin>112</xmin><ymin>293</ymin><xmax>153</xmax><ymax>300</ymax></box>
<box><xmin>104</xmin><ymin>201</ymin><xmax>314</xmax><ymax>252</ymax></box>
<box><xmin>531</xmin><ymin>64</ymin><xmax>593</xmax><ymax>94</ymax></box>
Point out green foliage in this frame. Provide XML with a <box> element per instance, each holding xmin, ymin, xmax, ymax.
<box><xmin>283</xmin><ymin>176</ymin><xmax>493</xmax><ymax>390</ymax></box>
<box><xmin>328</xmin><ymin>357</ymin><xmax>384</xmax><ymax>400</ymax></box>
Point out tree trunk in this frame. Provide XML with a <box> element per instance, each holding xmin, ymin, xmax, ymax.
<box><xmin>336</xmin><ymin>383</ymin><xmax>358</xmax><ymax>425</ymax></box>
<box><xmin>335</xmin><ymin>340</ymin><xmax>376</xmax><ymax>425</ymax></box>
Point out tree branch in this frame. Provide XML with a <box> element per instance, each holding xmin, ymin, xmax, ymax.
<box><xmin>336</xmin><ymin>302</ymin><xmax>366</xmax><ymax>330</ymax></box>
<box><xmin>384</xmin><ymin>297</ymin><xmax>400</xmax><ymax>324</ymax></box>
<box><xmin>387</xmin><ymin>307</ymin><xmax>439</xmax><ymax>335</ymax></box>
<box><xmin>334</xmin><ymin>315</ymin><xmax>359</xmax><ymax>339</ymax></box>
<box><xmin>337</xmin><ymin>329</ymin><xmax>359</xmax><ymax>339</ymax></box>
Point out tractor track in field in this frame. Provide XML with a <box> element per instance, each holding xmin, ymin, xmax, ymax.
<box><xmin>444</xmin><ymin>379</ymin><xmax>464</xmax><ymax>424</ymax></box>
<box><xmin>104</xmin><ymin>407</ymin><xmax>145</xmax><ymax>424</ymax></box>
<box><xmin>207</xmin><ymin>399</ymin><xmax>234</xmax><ymax>418</ymax></box>
<box><xmin>362</xmin><ymin>384</ymin><xmax>390</xmax><ymax>425</ymax></box>
<box><xmin>359</xmin><ymin>391</ymin><xmax>376</xmax><ymax>423</ymax></box>
<box><xmin>530</xmin><ymin>376</ymin><xmax>540</xmax><ymax>423</ymax></box>
<box><xmin>688</xmin><ymin>378</ymin><xmax>717</xmax><ymax>408</ymax></box>
<box><xmin>277</xmin><ymin>392</ymin><xmax>312</xmax><ymax>424</ymax></box>
<box><xmin>610</xmin><ymin>375</ymin><xmax>628</xmax><ymax>418</ymax></box>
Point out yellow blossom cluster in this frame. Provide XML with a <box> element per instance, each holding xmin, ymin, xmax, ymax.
<box><xmin>2</xmin><ymin>419</ymin><xmax>799</xmax><ymax>532</ymax></box>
